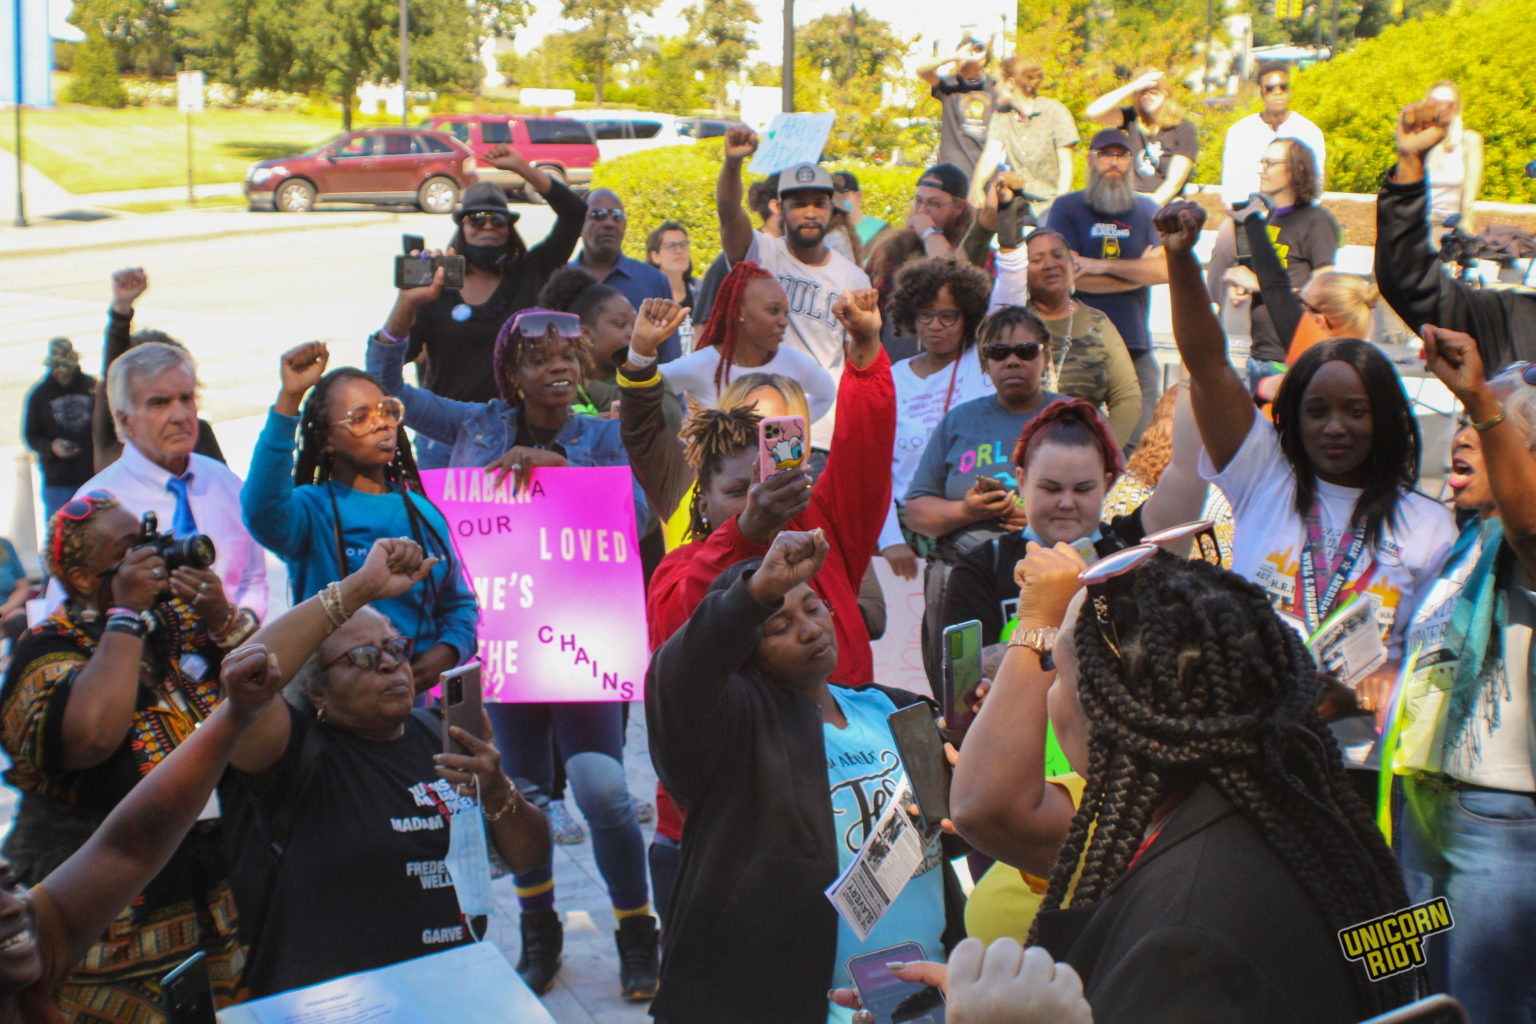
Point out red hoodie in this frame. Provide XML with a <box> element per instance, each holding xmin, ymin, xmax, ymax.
<box><xmin>646</xmin><ymin>348</ymin><xmax>896</xmax><ymax>840</ymax></box>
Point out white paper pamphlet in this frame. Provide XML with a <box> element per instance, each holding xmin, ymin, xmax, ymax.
<box><xmin>1307</xmin><ymin>592</ymin><xmax>1387</xmax><ymax>689</ymax></box>
<box><xmin>825</xmin><ymin>775</ymin><xmax>935</xmax><ymax>941</ymax></box>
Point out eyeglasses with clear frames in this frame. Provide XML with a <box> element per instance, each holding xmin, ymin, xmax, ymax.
<box><xmin>321</xmin><ymin>636</ymin><xmax>414</xmax><ymax>672</ymax></box>
<box><xmin>332</xmin><ymin>397</ymin><xmax>405</xmax><ymax>437</ymax></box>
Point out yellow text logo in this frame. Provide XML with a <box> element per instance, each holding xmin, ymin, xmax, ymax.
<box><xmin>1338</xmin><ymin>897</ymin><xmax>1453</xmax><ymax>982</ymax></box>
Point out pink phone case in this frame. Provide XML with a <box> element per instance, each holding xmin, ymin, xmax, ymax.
<box><xmin>758</xmin><ymin>415</ymin><xmax>807</xmax><ymax>479</ymax></box>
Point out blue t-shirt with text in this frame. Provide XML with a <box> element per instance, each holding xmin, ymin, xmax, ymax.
<box><xmin>1046</xmin><ymin>191</ymin><xmax>1159</xmax><ymax>352</ymax></box>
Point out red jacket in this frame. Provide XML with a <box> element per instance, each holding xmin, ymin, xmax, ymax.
<box><xmin>647</xmin><ymin>348</ymin><xmax>896</xmax><ymax>838</ymax></box>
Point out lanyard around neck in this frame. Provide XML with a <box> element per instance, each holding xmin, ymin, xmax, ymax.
<box><xmin>1294</xmin><ymin>505</ymin><xmax>1376</xmax><ymax>635</ymax></box>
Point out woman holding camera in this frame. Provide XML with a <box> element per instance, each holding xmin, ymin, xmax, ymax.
<box><xmin>0</xmin><ymin>492</ymin><xmax>244</xmax><ymax>1020</ymax></box>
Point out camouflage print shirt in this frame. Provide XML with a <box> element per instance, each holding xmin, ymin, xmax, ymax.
<box><xmin>1029</xmin><ymin>301</ymin><xmax>1143</xmax><ymax>446</ymax></box>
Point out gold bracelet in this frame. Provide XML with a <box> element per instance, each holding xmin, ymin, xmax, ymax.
<box><xmin>1472</xmin><ymin>407</ymin><xmax>1506</xmax><ymax>433</ymax></box>
<box><xmin>318</xmin><ymin>582</ymin><xmax>351</xmax><ymax>633</ymax></box>
<box><xmin>483</xmin><ymin>779</ymin><xmax>519</xmax><ymax>821</ymax></box>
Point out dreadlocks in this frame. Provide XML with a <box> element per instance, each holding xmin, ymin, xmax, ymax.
<box><xmin>679</xmin><ymin>400</ymin><xmax>761</xmax><ymax>540</ymax></box>
<box><xmin>693</xmin><ymin>261</ymin><xmax>774</xmax><ymax>394</ymax></box>
<box><xmin>44</xmin><ymin>491</ymin><xmax>121</xmax><ymax>582</ymax></box>
<box><xmin>1028</xmin><ymin>553</ymin><xmax>1417</xmax><ymax>1017</ymax></box>
<box><xmin>295</xmin><ymin>369</ymin><xmax>455</xmax><ymax>634</ymax></box>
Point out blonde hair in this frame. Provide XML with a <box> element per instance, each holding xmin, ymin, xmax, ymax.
<box><xmin>1122</xmin><ymin>386</ymin><xmax>1180</xmax><ymax>483</ymax></box>
<box><xmin>1307</xmin><ymin>272</ymin><xmax>1381</xmax><ymax>339</ymax></box>
<box><xmin>999</xmin><ymin>56</ymin><xmax>1044</xmax><ymax>90</ymax></box>
<box><xmin>718</xmin><ymin>372</ymin><xmax>811</xmax><ymax>422</ymax></box>
<box><xmin>1131</xmin><ymin>66</ymin><xmax>1185</xmax><ymax>129</ymax></box>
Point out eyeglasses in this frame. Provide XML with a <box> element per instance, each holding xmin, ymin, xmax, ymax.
<box><xmin>586</xmin><ymin>208</ymin><xmax>626</xmax><ymax>222</ymax></box>
<box><xmin>465</xmin><ymin>211</ymin><xmax>510</xmax><ymax>229</ymax></box>
<box><xmin>1259</xmin><ymin>157</ymin><xmax>1287</xmax><ymax>169</ymax></box>
<box><xmin>508</xmin><ymin>308</ymin><xmax>583</xmax><ymax>339</ymax></box>
<box><xmin>658</xmin><ymin>239</ymin><xmax>690</xmax><ymax>252</ymax></box>
<box><xmin>984</xmin><ymin>341</ymin><xmax>1042</xmax><ymax>363</ymax></box>
<box><xmin>332</xmin><ymin>397</ymin><xmax>405</xmax><ymax>436</ymax></box>
<box><xmin>51</xmin><ymin>490</ymin><xmax>113</xmax><ymax>568</ymax></box>
<box><xmin>322</xmin><ymin>636</ymin><xmax>414</xmax><ymax>672</ymax></box>
<box><xmin>1261</xmin><ymin>82</ymin><xmax>1290</xmax><ymax>93</ymax></box>
<box><xmin>916</xmin><ymin>309</ymin><xmax>963</xmax><ymax>327</ymax></box>
<box><xmin>1093</xmin><ymin>150</ymin><xmax>1133</xmax><ymax>162</ymax></box>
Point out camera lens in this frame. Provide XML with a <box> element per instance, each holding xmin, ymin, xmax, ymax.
<box><xmin>165</xmin><ymin>534</ymin><xmax>217</xmax><ymax>571</ymax></box>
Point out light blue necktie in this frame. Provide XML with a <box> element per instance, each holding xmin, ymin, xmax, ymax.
<box><xmin>165</xmin><ymin>473</ymin><xmax>199</xmax><ymax>536</ymax></box>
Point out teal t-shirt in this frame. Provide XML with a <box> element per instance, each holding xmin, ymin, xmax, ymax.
<box><xmin>824</xmin><ymin>687</ymin><xmax>946</xmax><ymax>1024</ymax></box>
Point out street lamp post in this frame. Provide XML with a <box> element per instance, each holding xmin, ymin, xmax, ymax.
<box><xmin>12</xmin><ymin>0</ymin><xmax>27</xmax><ymax>227</ymax></box>
<box><xmin>781</xmin><ymin>0</ymin><xmax>794</xmax><ymax>112</ymax></box>
<box><xmin>399</xmin><ymin>0</ymin><xmax>410</xmax><ymax>126</ymax></box>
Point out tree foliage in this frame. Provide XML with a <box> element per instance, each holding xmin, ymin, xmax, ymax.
<box><xmin>67</xmin><ymin>0</ymin><xmax>180</xmax><ymax>77</ymax></box>
<box><xmin>684</xmin><ymin>0</ymin><xmax>758</xmax><ymax>113</ymax></box>
<box><xmin>65</xmin><ymin>30</ymin><xmax>129</xmax><ymax>107</ymax></box>
<box><xmin>561</xmin><ymin>0</ymin><xmax>662</xmax><ymax>105</ymax></box>
<box><xmin>797</xmin><ymin>6</ymin><xmax>907</xmax><ymax>85</ymax></box>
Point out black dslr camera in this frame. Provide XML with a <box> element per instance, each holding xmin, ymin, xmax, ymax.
<box><xmin>138</xmin><ymin>511</ymin><xmax>217</xmax><ymax>571</ymax></box>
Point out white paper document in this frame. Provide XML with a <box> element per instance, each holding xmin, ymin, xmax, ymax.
<box><xmin>825</xmin><ymin>775</ymin><xmax>932</xmax><ymax>941</ymax></box>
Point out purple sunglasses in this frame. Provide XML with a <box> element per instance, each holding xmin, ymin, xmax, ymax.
<box><xmin>508</xmin><ymin>308</ymin><xmax>582</xmax><ymax>340</ymax></box>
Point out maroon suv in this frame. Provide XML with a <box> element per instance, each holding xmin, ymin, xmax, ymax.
<box><xmin>420</xmin><ymin>114</ymin><xmax>598</xmax><ymax>201</ymax></box>
<box><xmin>245</xmin><ymin>127</ymin><xmax>479</xmax><ymax>214</ymax></box>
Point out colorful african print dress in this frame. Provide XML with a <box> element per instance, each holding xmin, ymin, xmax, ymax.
<box><xmin>0</xmin><ymin>601</ymin><xmax>244</xmax><ymax>1023</ymax></box>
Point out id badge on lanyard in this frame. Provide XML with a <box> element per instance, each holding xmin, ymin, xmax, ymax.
<box><xmin>1294</xmin><ymin>508</ymin><xmax>1377</xmax><ymax>637</ymax></box>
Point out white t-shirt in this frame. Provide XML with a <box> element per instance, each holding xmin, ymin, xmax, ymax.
<box><xmin>658</xmin><ymin>344</ymin><xmax>837</xmax><ymax>427</ymax></box>
<box><xmin>1398</xmin><ymin>526</ymin><xmax>1535</xmax><ymax>792</ymax></box>
<box><xmin>741</xmin><ymin>230</ymin><xmax>873</xmax><ymax>448</ymax></box>
<box><xmin>1219</xmin><ymin>110</ymin><xmax>1327</xmax><ymax>206</ymax></box>
<box><xmin>1200</xmin><ymin>409</ymin><xmax>1457</xmax><ymax>763</ymax></box>
<box><xmin>879</xmin><ymin>353</ymin><xmax>996</xmax><ymax>552</ymax></box>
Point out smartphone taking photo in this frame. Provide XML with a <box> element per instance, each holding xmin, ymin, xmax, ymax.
<box><xmin>438</xmin><ymin>661</ymin><xmax>484</xmax><ymax>756</ymax></box>
<box><xmin>758</xmin><ymin>415</ymin><xmax>807</xmax><ymax>479</ymax></box>
<box><xmin>161</xmin><ymin>952</ymin><xmax>215</xmax><ymax>1024</ymax></box>
<box><xmin>940</xmin><ymin>620</ymin><xmax>983</xmax><ymax>737</ymax></box>
<box><xmin>846</xmin><ymin>942</ymin><xmax>945</xmax><ymax>1024</ymax></box>
<box><xmin>888</xmin><ymin>704</ymin><xmax>950</xmax><ymax>829</ymax></box>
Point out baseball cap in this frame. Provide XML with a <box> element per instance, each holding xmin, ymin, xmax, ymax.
<box><xmin>45</xmin><ymin>337</ymin><xmax>79</xmax><ymax>371</ymax></box>
<box><xmin>1088</xmin><ymin>128</ymin><xmax>1134</xmax><ymax>152</ymax></box>
<box><xmin>778</xmin><ymin>162</ymin><xmax>835</xmax><ymax>197</ymax></box>
<box><xmin>831</xmin><ymin>170</ymin><xmax>860</xmax><ymax>193</ymax></box>
<box><xmin>454</xmin><ymin>181</ymin><xmax>521</xmax><ymax>225</ymax></box>
<box><xmin>916</xmin><ymin>163</ymin><xmax>969</xmax><ymax>200</ymax></box>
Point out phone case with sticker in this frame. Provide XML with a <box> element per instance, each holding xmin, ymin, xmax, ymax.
<box><xmin>758</xmin><ymin>415</ymin><xmax>807</xmax><ymax>479</ymax></box>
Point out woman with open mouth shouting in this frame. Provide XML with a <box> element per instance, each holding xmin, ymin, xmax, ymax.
<box><xmin>371</xmin><ymin>293</ymin><xmax>686</xmax><ymax>1002</ymax></box>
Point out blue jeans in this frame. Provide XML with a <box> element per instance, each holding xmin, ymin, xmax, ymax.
<box><xmin>42</xmin><ymin>483</ymin><xmax>77</xmax><ymax>523</ymax></box>
<box><xmin>1399</xmin><ymin>774</ymin><xmax>1536</xmax><ymax>1024</ymax></box>
<box><xmin>488</xmin><ymin>701</ymin><xmax>649</xmax><ymax>911</ymax></box>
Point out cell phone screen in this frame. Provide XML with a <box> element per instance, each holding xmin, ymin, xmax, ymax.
<box><xmin>941</xmin><ymin>620</ymin><xmax>982</xmax><ymax>735</ymax></box>
<box><xmin>847</xmin><ymin>942</ymin><xmax>945</xmax><ymax>1024</ymax></box>
<box><xmin>888</xmin><ymin>704</ymin><xmax>950</xmax><ymax>828</ymax></box>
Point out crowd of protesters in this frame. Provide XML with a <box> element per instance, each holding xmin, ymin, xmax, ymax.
<box><xmin>2</xmin><ymin>44</ymin><xmax>1531</xmax><ymax>1024</ymax></box>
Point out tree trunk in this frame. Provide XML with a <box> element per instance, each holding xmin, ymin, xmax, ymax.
<box><xmin>341</xmin><ymin>91</ymin><xmax>354</xmax><ymax>131</ymax></box>
<box><xmin>595</xmin><ymin>57</ymin><xmax>606</xmax><ymax>106</ymax></box>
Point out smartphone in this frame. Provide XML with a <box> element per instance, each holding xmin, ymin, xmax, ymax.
<box><xmin>847</xmin><ymin>942</ymin><xmax>945</xmax><ymax>1024</ymax></box>
<box><xmin>758</xmin><ymin>414</ymin><xmax>807</xmax><ymax>479</ymax></box>
<box><xmin>438</xmin><ymin>661</ymin><xmax>483</xmax><ymax>755</ymax></box>
<box><xmin>394</xmin><ymin>252</ymin><xmax>465</xmax><ymax>289</ymax></box>
<box><xmin>1357</xmin><ymin>996</ymin><xmax>1469</xmax><ymax>1024</ymax></box>
<box><xmin>888</xmin><ymin>704</ymin><xmax>950</xmax><ymax>829</ymax></box>
<box><xmin>401</xmin><ymin>233</ymin><xmax>426</xmax><ymax>255</ymax></box>
<box><xmin>940</xmin><ymin>620</ymin><xmax>983</xmax><ymax>736</ymax></box>
<box><xmin>161</xmin><ymin>952</ymin><xmax>215</xmax><ymax>1024</ymax></box>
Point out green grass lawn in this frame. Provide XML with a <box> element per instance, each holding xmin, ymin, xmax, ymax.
<box><xmin>0</xmin><ymin>106</ymin><xmax>403</xmax><ymax>194</ymax></box>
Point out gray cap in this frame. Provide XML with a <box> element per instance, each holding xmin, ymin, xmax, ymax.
<box><xmin>778</xmin><ymin>162</ymin><xmax>835</xmax><ymax>197</ymax></box>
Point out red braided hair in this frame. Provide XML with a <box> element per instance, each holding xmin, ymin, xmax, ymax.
<box><xmin>1012</xmin><ymin>397</ymin><xmax>1126</xmax><ymax>480</ymax></box>
<box><xmin>695</xmin><ymin>260</ymin><xmax>774</xmax><ymax>394</ymax></box>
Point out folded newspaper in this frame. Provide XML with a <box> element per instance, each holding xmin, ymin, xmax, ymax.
<box><xmin>1306</xmin><ymin>592</ymin><xmax>1387</xmax><ymax>689</ymax></box>
<box><xmin>825</xmin><ymin>775</ymin><xmax>941</xmax><ymax>941</ymax></box>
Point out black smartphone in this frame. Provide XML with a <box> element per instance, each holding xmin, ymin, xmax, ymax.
<box><xmin>1357</xmin><ymin>996</ymin><xmax>1469</xmax><ymax>1024</ymax></box>
<box><xmin>401</xmin><ymin>233</ymin><xmax>426</xmax><ymax>255</ymax></box>
<box><xmin>940</xmin><ymin>620</ymin><xmax>982</xmax><ymax>736</ymax></box>
<box><xmin>394</xmin><ymin>252</ymin><xmax>465</xmax><ymax>290</ymax></box>
<box><xmin>888</xmin><ymin>704</ymin><xmax>950</xmax><ymax>829</ymax></box>
<box><xmin>161</xmin><ymin>952</ymin><xmax>215</xmax><ymax>1024</ymax></box>
<box><xmin>438</xmin><ymin>661</ymin><xmax>483</xmax><ymax>756</ymax></box>
<box><xmin>847</xmin><ymin>942</ymin><xmax>945</xmax><ymax>1024</ymax></box>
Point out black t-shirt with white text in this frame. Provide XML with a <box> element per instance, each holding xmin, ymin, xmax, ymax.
<box><xmin>221</xmin><ymin>704</ymin><xmax>473</xmax><ymax>997</ymax></box>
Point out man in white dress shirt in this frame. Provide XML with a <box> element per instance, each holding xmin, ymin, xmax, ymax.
<box><xmin>1220</xmin><ymin>62</ymin><xmax>1326</xmax><ymax>207</ymax></box>
<box><xmin>47</xmin><ymin>343</ymin><xmax>267</xmax><ymax>633</ymax></box>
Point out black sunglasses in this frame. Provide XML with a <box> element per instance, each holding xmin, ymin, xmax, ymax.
<box><xmin>322</xmin><ymin>636</ymin><xmax>414</xmax><ymax>672</ymax></box>
<box><xmin>466</xmin><ymin>211</ymin><xmax>510</xmax><ymax>229</ymax></box>
<box><xmin>984</xmin><ymin>342</ymin><xmax>1042</xmax><ymax>363</ymax></box>
<box><xmin>1261</xmin><ymin>82</ymin><xmax>1291</xmax><ymax>93</ymax></box>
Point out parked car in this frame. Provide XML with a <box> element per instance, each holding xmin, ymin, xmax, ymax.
<box><xmin>679</xmin><ymin>117</ymin><xmax>747</xmax><ymax>140</ymax></box>
<box><xmin>554</xmin><ymin>110</ymin><xmax>694</xmax><ymax>162</ymax></box>
<box><xmin>419</xmin><ymin>114</ymin><xmax>598</xmax><ymax>200</ymax></box>
<box><xmin>244</xmin><ymin>128</ymin><xmax>477</xmax><ymax>214</ymax></box>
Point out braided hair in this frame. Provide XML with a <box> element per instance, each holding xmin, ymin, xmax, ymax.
<box><xmin>679</xmin><ymin>400</ymin><xmax>762</xmax><ymax>540</ymax></box>
<box><xmin>1028</xmin><ymin>553</ymin><xmax>1416</xmax><ymax>1016</ymax></box>
<box><xmin>491</xmin><ymin>310</ymin><xmax>593</xmax><ymax>407</ymax></box>
<box><xmin>295</xmin><ymin>369</ymin><xmax>455</xmax><ymax>631</ymax></box>
<box><xmin>693</xmin><ymin>261</ymin><xmax>774</xmax><ymax>394</ymax></box>
<box><xmin>538</xmin><ymin>265</ymin><xmax>623</xmax><ymax>325</ymax></box>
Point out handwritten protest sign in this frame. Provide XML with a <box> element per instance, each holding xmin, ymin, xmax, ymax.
<box><xmin>748</xmin><ymin>112</ymin><xmax>836</xmax><ymax>175</ymax></box>
<box><xmin>420</xmin><ymin>466</ymin><xmax>646</xmax><ymax>703</ymax></box>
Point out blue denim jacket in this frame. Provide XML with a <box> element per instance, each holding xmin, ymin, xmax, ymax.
<box><xmin>367</xmin><ymin>332</ymin><xmax>648</xmax><ymax>530</ymax></box>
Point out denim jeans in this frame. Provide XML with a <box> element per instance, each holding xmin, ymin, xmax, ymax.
<box><xmin>488</xmin><ymin>701</ymin><xmax>649</xmax><ymax>911</ymax></box>
<box><xmin>1399</xmin><ymin>774</ymin><xmax>1536</xmax><ymax>1024</ymax></box>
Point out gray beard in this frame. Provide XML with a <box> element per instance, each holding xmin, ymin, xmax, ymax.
<box><xmin>1085</xmin><ymin>171</ymin><xmax>1136</xmax><ymax>216</ymax></box>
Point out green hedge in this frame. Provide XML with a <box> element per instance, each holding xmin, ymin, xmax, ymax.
<box><xmin>591</xmin><ymin>139</ymin><xmax>926</xmax><ymax>269</ymax></box>
<box><xmin>1289</xmin><ymin>0</ymin><xmax>1536</xmax><ymax>202</ymax></box>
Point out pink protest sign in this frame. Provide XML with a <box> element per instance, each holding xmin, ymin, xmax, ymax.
<box><xmin>420</xmin><ymin>466</ymin><xmax>646</xmax><ymax>703</ymax></box>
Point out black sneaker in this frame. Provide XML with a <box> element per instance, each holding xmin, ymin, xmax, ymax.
<box><xmin>614</xmin><ymin>914</ymin><xmax>660</xmax><ymax>1001</ymax></box>
<box><xmin>516</xmin><ymin>908</ymin><xmax>563</xmax><ymax>994</ymax></box>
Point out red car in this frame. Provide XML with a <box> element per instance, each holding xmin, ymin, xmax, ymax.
<box><xmin>419</xmin><ymin>114</ymin><xmax>598</xmax><ymax>200</ymax></box>
<box><xmin>245</xmin><ymin>127</ymin><xmax>478</xmax><ymax>214</ymax></box>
